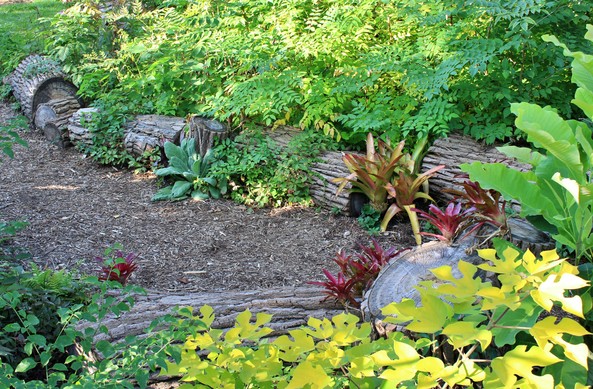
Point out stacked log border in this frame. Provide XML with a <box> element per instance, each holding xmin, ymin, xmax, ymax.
<box><xmin>33</xmin><ymin>96</ymin><xmax>82</xmax><ymax>148</ymax></box>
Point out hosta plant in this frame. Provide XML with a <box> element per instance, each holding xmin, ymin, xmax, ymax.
<box><xmin>152</xmin><ymin>139</ymin><xmax>227</xmax><ymax>202</ymax></box>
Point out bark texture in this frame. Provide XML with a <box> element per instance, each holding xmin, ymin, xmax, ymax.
<box><xmin>124</xmin><ymin>115</ymin><xmax>187</xmax><ymax>156</ymax></box>
<box><xmin>82</xmin><ymin>287</ymin><xmax>344</xmax><ymax>343</ymax></box>
<box><xmin>179</xmin><ymin>115</ymin><xmax>228</xmax><ymax>157</ymax></box>
<box><xmin>3</xmin><ymin>55</ymin><xmax>81</xmax><ymax>120</ymax></box>
<box><xmin>34</xmin><ymin>96</ymin><xmax>82</xmax><ymax>148</ymax></box>
<box><xmin>68</xmin><ymin>108</ymin><xmax>100</xmax><ymax>149</ymax></box>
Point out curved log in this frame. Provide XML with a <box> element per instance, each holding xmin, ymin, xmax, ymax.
<box><xmin>3</xmin><ymin>55</ymin><xmax>82</xmax><ymax>120</ymax></box>
<box><xmin>80</xmin><ymin>286</ymin><xmax>344</xmax><ymax>343</ymax></box>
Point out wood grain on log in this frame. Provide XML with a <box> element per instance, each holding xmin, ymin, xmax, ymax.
<box><xmin>81</xmin><ymin>287</ymin><xmax>344</xmax><ymax>343</ymax></box>
<box><xmin>68</xmin><ymin>108</ymin><xmax>100</xmax><ymax>149</ymax></box>
<box><xmin>3</xmin><ymin>55</ymin><xmax>82</xmax><ymax>120</ymax></box>
<box><xmin>34</xmin><ymin>96</ymin><xmax>82</xmax><ymax>148</ymax></box>
<box><xmin>423</xmin><ymin>133</ymin><xmax>530</xmax><ymax>203</ymax></box>
<box><xmin>180</xmin><ymin>116</ymin><xmax>228</xmax><ymax>157</ymax></box>
<box><xmin>124</xmin><ymin>115</ymin><xmax>186</xmax><ymax>156</ymax></box>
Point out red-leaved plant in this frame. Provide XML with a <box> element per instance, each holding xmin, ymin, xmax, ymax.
<box><xmin>413</xmin><ymin>202</ymin><xmax>478</xmax><ymax>244</ymax></box>
<box><xmin>97</xmin><ymin>246</ymin><xmax>138</xmax><ymax>286</ymax></box>
<box><xmin>446</xmin><ymin>179</ymin><xmax>508</xmax><ymax>230</ymax></box>
<box><xmin>310</xmin><ymin>239</ymin><xmax>408</xmax><ymax>308</ymax></box>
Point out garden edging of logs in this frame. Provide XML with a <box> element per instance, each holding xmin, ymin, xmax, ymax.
<box><xmin>5</xmin><ymin>55</ymin><xmax>553</xmax><ymax>345</ymax></box>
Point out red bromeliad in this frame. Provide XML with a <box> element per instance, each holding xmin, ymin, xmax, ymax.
<box><xmin>413</xmin><ymin>202</ymin><xmax>477</xmax><ymax>244</ymax></box>
<box><xmin>97</xmin><ymin>250</ymin><xmax>138</xmax><ymax>286</ymax></box>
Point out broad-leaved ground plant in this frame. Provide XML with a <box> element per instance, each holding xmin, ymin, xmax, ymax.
<box><xmin>462</xmin><ymin>26</ymin><xmax>593</xmax><ymax>263</ymax></box>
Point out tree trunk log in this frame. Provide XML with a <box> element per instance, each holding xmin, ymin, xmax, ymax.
<box><xmin>179</xmin><ymin>116</ymin><xmax>228</xmax><ymax>158</ymax></box>
<box><xmin>423</xmin><ymin>133</ymin><xmax>531</xmax><ymax>203</ymax></box>
<box><xmin>124</xmin><ymin>114</ymin><xmax>187</xmax><ymax>156</ymax></box>
<box><xmin>68</xmin><ymin>109</ymin><xmax>187</xmax><ymax>156</ymax></box>
<box><xmin>33</xmin><ymin>96</ymin><xmax>82</xmax><ymax>148</ymax></box>
<box><xmin>3</xmin><ymin>55</ymin><xmax>82</xmax><ymax>120</ymax></box>
<box><xmin>81</xmin><ymin>286</ymin><xmax>344</xmax><ymax>343</ymax></box>
<box><xmin>67</xmin><ymin>108</ymin><xmax>100</xmax><ymax>149</ymax></box>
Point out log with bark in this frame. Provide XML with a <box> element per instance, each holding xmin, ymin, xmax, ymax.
<box><xmin>179</xmin><ymin>115</ymin><xmax>229</xmax><ymax>158</ymax></box>
<box><xmin>33</xmin><ymin>96</ymin><xmax>82</xmax><ymax>148</ymax></box>
<box><xmin>68</xmin><ymin>108</ymin><xmax>187</xmax><ymax>156</ymax></box>
<box><xmin>3</xmin><ymin>55</ymin><xmax>82</xmax><ymax>120</ymax></box>
<box><xmin>422</xmin><ymin>133</ymin><xmax>531</xmax><ymax>203</ymax></box>
<box><xmin>81</xmin><ymin>286</ymin><xmax>344</xmax><ymax>343</ymax></box>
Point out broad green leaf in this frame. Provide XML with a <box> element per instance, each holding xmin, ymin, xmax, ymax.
<box><xmin>171</xmin><ymin>180</ymin><xmax>192</xmax><ymax>199</ymax></box>
<box><xmin>573</xmin><ymin>87</ymin><xmax>593</xmax><ymax>121</ymax></box>
<box><xmin>330</xmin><ymin>313</ymin><xmax>371</xmax><ymax>346</ymax></box>
<box><xmin>496</xmin><ymin>145</ymin><xmax>544</xmax><ymax>166</ymax></box>
<box><xmin>15</xmin><ymin>357</ymin><xmax>36</xmax><ymax>373</ymax></box>
<box><xmin>529</xmin><ymin>317</ymin><xmax>591</xmax><ymax>368</ymax></box>
<box><xmin>531</xmin><ymin>273</ymin><xmax>589</xmax><ymax>317</ymax></box>
<box><xmin>431</xmin><ymin>261</ymin><xmax>486</xmax><ymax>303</ymax></box>
<box><xmin>489</xmin><ymin>345</ymin><xmax>560</xmax><ymax>388</ymax></box>
<box><xmin>152</xmin><ymin>186</ymin><xmax>173</xmax><ymax>201</ymax></box>
<box><xmin>401</xmin><ymin>290</ymin><xmax>453</xmax><ymax>333</ymax></box>
<box><xmin>374</xmin><ymin>341</ymin><xmax>420</xmax><ymax>385</ymax></box>
<box><xmin>191</xmin><ymin>190</ymin><xmax>209</xmax><ymax>200</ymax></box>
<box><xmin>552</xmin><ymin>173</ymin><xmax>580</xmax><ymax>204</ymax></box>
<box><xmin>491</xmin><ymin>303</ymin><xmax>541</xmax><ymax>347</ymax></box>
<box><xmin>27</xmin><ymin>334</ymin><xmax>47</xmax><ymax>348</ymax></box>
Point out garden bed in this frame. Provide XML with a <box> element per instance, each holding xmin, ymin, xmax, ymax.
<box><xmin>0</xmin><ymin>99</ymin><xmax>416</xmax><ymax>294</ymax></box>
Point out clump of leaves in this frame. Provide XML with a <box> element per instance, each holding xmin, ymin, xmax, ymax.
<box><xmin>152</xmin><ymin>139</ymin><xmax>227</xmax><ymax>201</ymax></box>
<box><xmin>413</xmin><ymin>202</ymin><xmax>478</xmax><ymax>244</ymax></box>
<box><xmin>310</xmin><ymin>239</ymin><xmax>407</xmax><ymax>308</ymax></box>
<box><xmin>356</xmin><ymin>203</ymin><xmax>381</xmax><ymax>235</ymax></box>
<box><xmin>96</xmin><ymin>244</ymin><xmax>138</xmax><ymax>286</ymax></box>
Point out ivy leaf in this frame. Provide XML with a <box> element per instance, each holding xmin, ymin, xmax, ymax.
<box><xmin>286</xmin><ymin>360</ymin><xmax>333</xmax><ymax>389</ymax></box>
<box><xmin>529</xmin><ymin>317</ymin><xmax>591</xmax><ymax>368</ymax></box>
<box><xmin>530</xmin><ymin>273</ymin><xmax>589</xmax><ymax>317</ymax></box>
<box><xmin>442</xmin><ymin>321</ymin><xmax>492</xmax><ymax>351</ymax></box>
<box><xmin>489</xmin><ymin>345</ymin><xmax>560</xmax><ymax>388</ymax></box>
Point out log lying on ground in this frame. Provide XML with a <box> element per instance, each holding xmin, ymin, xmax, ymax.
<box><xmin>82</xmin><ymin>286</ymin><xmax>344</xmax><ymax>343</ymax></box>
<box><xmin>34</xmin><ymin>96</ymin><xmax>82</xmax><ymax>148</ymax></box>
<box><xmin>124</xmin><ymin>115</ymin><xmax>187</xmax><ymax>156</ymax></box>
<box><xmin>3</xmin><ymin>55</ymin><xmax>82</xmax><ymax>120</ymax></box>
<box><xmin>179</xmin><ymin>115</ymin><xmax>229</xmax><ymax>157</ymax></box>
<box><xmin>68</xmin><ymin>108</ymin><xmax>187</xmax><ymax>155</ymax></box>
<box><xmin>423</xmin><ymin>133</ymin><xmax>531</xmax><ymax>203</ymax></box>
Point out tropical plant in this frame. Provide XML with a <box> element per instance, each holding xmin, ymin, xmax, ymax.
<box><xmin>462</xmin><ymin>26</ymin><xmax>593</xmax><ymax>263</ymax></box>
<box><xmin>96</xmin><ymin>245</ymin><xmax>139</xmax><ymax>286</ymax></box>
<box><xmin>413</xmin><ymin>202</ymin><xmax>476</xmax><ymax>245</ymax></box>
<box><xmin>152</xmin><ymin>139</ymin><xmax>227</xmax><ymax>201</ymax></box>
<box><xmin>165</xmin><ymin>244</ymin><xmax>590</xmax><ymax>388</ymax></box>
<box><xmin>310</xmin><ymin>239</ymin><xmax>407</xmax><ymax>308</ymax></box>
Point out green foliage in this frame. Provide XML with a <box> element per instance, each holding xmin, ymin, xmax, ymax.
<box><xmin>0</xmin><ymin>0</ymin><xmax>68</xmax><ymax>94</ymax></box>
<box><xmin>462</xmin><ymin>26</ymin><xmax>593</xmax><ymax>263</ymax></box>
<box><xmin>165</xmin><ymin>245</ymin><xmax>590</xmax><ymax>387</ymax></box>
<box><xmin>152</xmin><ymin>139</ymin><xmax>227</xmax><ymax>201</ymax></box>
<box><xmin>211</xmin><ymin>131</ymin><xmax>318</xmax><ymax>208</ymax></box>
<box><xmin>356</xmin><ymin>204</ymin><xmax>381</xmax><ymax>235</ymax></box>
<box><xmin>43</xmin><ymin>0</ymin><xmax>591</xmax><ymax>148</ymax></box>
<box><xmin>0</xmin><ymin>115</ymin><xmax>28</xmax><ymax>162</ymax></box>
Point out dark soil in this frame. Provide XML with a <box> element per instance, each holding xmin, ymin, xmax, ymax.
<box><xmin>0</xmin><ymin>99</ymin><xmax>416</xmax><ymax>293</ymax></box>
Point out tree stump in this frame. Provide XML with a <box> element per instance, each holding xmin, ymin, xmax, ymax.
<box><xmin>124</xmin><ymin>114</ymin><xmax>187</xmax><ymax>156</ymax></box>
<box><xmin>79</xmin><ymin>286</ymin><xmax>344</xmax><ymax>343</ymax></box>
<box><xmin>361</xmin><ymin>218</ymin><xmax>554</xmax><ymax>321</ymax></box>
<box><xmin>33</xmin><ymin>96</ymin><xmax>82</xmax><ymax>148</ymax></box>
<box><xmin>3</xmin><ymin>55</ymin><xmax>82</xmax><ymax>120</ymax></box>
<box><xmin>179</xmin><ymin>115</ymin><xmax>228</xmax><ymax>158</ymax></box>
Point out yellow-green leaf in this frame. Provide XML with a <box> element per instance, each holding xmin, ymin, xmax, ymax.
<box><xmin>530</xmin><ymin>273</ymin><xmax>589</xmax><ymax>317</ymax></box>
<box><xmin>443</xmin><ymin>321</ymin><xmax>492</xmax><ymax>351</ymax></box>
<box><xmin>489</xmin><ymin>345</ymin><xmax>561</xmax><ymax>388</ymax></box>
<box><xmin>530</xmin><ymin>316</ymin><xmax>591</xmax><ymax>368</ymax></box>
<box><xmin>477</xmin><ymin>286</ymin><xmax>521</xmax><ymax>311</ymax></box>
<box><xmin>477</xmin><ymin>247</ymin><xmax>521</xmax><ymax>274</ymax></box>
<box><xmin>274</xmin><ymin>329</ymin><xmax>315</xmax><ymax>362</ymax></box>
<box><xmin>286</xmin><ymin>361</ymin><xmax>334</xmax><ymax>389</ymax></box>
<box><xmin>398</xmin><ymin>290</ymin><xmax>454</xmax><ymax>333</ymax></box>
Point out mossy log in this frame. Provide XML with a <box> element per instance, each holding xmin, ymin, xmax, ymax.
<box><xmin>3</xmin><ymin>55</ymin><xmax>82</xmax><ymax>120</ymax></box>
<box><xmin>33</xmin><ymin>96</ymin><xmax>82</xmax><ymax>148</ymax></box>
<box><xmin>80</xmin><ymin>286</ymin><xmax>344</xmax><ymax>343</ymax></box>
